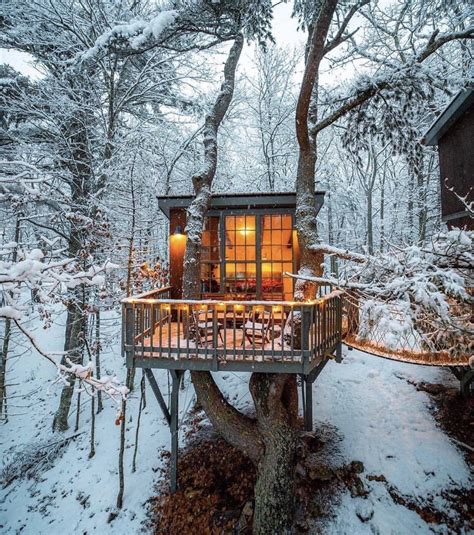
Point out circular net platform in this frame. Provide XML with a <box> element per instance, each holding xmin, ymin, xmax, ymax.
<box><xmin>341</xmin><ymin>292</ymin><xmax>472</xmax><ymax>367</ymax></box>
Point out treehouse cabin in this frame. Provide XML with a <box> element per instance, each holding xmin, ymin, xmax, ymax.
<box><xmin>161</xmin><ymin>192</ymin><xmax>324</xmax><ymax>301</ymax></box>
<box><xmin>423</xmin><ymin>87</ymin><xmax>474</xmax><ymax>230</ymax></box>
<box><xmin>122</xmin><ymin>191</ymin><xmax>343</xmax><ymax>376</ymax></box>
<box><xmin>122</xmin><ymin>191</ymin><xmax>344</xmax><ymax>491</ymax></box>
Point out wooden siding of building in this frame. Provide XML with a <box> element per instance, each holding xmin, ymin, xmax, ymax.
<box><xmin>169</xmin><ymin>208</ymin><xmax>187</xmax><ymax>299</ymax></box>
<box><xmin>438</xmin><ymin>105</ymin><xmax>474</xmax><ymax>230</ymax></box>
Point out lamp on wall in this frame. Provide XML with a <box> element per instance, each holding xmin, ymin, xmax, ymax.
<box><xmin>173</xmin><ymin>225</ymin><xmax>184</xmax><ymax>236</ymax></box>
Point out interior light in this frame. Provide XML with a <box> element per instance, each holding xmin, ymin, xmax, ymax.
<box><xmin>173</xmin><ymin>225</ymin><xmax>184</xmax><ymax>236</ymax></box>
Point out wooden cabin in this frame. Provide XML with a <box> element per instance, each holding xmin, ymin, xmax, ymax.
<box><xmin>122</xmin><ymin>191</ymin><xmax>344</xmax><ymax>490</ymax></box>
<box><xmin>423</xmin><ymin>87</ymin><xmax>474</xmax><ymax>230</ymax></box>
<box><xmin>122</xmin><ymin>191</ymin><xmax>343</xmax><ymax>377</ymax></box>
<box><xmin>159</xmin><ymin>192</ymin><xmax>324</xmax><ymax>301</ymax></box>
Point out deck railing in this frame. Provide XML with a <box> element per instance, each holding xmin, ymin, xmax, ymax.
<box><xmin>123</xmin><ymin>289</ymin><xmax>342</xmax><ymax>372</ymax></box>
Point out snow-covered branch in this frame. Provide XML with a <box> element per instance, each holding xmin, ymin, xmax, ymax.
<box><xmin>292</xmin><ymin>231</ymin><xmax>473</xmax><ymax>360</ymax></box>
<box><xmin>14</xmin><ymin>320</ymin><xmax>129</xmax><ymax>405</ymax></box>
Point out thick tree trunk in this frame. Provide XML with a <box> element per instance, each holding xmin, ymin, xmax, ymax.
<box><xmin>182</xmin><ymin>36</ymin><xmax>261</xmax><ymax>458</ymax></box>
<box><xmin>180</xmin><ymin>34</ymin><xmax>301</xmax><ymax>531</ymax></box>
<box><xmin>294</xmin><ymin>1</ymin><xmax>338</xmax><ymax>300</ymax></box>
<box><xmin>53</xmin><ymin>113</ymin><xmax>92</xmax><ymax>432</ymax></box>
<box><xmin>250</xmin><ymin>373</ymin><xmax>298</xmax><ymax>534</ymax></box>
<box><xmin>53</xmin><ymin>296</ymin><xmax>87</xmax><ymax>431</ymax></box>
<box><xmin>0</xmin><ymin>216</ymin><xmax>20</xmax><ymax>420</ymax></box>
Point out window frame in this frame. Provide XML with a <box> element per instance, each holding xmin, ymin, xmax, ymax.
<box><xmin>201</xmin><ymin>208</ymin><xmax>297</xmax><ymax>300</ymax></box>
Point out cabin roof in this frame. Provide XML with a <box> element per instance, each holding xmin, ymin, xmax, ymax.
<box><xmin>157</xmin><ymin>191</ymin><xmax>325</xmax><ymax>218</ymax></box>
<box><xmin>422</xmin><ymin>87</ymin><xmax>474</xmax><ymax>146</ymax></box>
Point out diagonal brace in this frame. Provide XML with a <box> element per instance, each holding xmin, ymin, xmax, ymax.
<box><xmin>144</xmin><ymin>368</ymin><xmax>171</xmax><ymax>425</ymax></box>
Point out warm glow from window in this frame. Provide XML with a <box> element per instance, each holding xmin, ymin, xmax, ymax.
<box><xmin>238</xmin><ymin>225</ymin><xmax>254</xmax><ymax>236</ymax></box>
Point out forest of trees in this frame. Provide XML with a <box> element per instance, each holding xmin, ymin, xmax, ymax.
<box><xmin>1</xmin><ymin>0</ymin><xmax>472</xmax><ymax>533</ymax></box>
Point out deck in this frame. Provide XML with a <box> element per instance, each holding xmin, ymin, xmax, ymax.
<box><xmin>122</xmin><ymin>287</ymin><xmax>343</xmax><ymax>374</ymax></box>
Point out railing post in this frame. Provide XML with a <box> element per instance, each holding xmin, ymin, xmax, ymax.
<box><xmin>301</xmin><ymin>306</ymin><xmax>311</xmax><ymax>373</ymax></box>
<box><xmin>124</xmin><ymin>303</ymin><xmax>134</xmax><ymax>367</ymax></box>
<box><xmin>321</xmin><ymin>301</ymin><xmax>327</xmax><ymax>354</ymax></box>
<box><xmin>212</xmin><ymin>306</ymin><xmax>218</xmax><ymax>371</ymax></box>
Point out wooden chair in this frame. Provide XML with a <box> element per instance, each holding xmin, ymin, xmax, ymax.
<box><xmin>191</xmin><ymin>309</ymin><xmax>224</xmax><ymax>346</ymax></box>
<box><xmin>241</xmin><ymin>309</ymin><xmax>273</xmax><ymax>347</ymax></box>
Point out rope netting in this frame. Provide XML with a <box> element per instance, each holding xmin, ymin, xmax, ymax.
<box><xmin>341</xmin><ymin>291</ymin><xmax>472</xmax><ymax>367</ymax></box>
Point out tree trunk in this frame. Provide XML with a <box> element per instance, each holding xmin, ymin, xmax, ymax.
<box><xmin>0</xmin><ymin>216</ymin><xmax>20</xmax><ymax>420</ymax></box>
<box><xmin>294</xmin><ymin>1</ymin><xmax>338</xmax><ymax>300</ymax></box>
<box><xmin>180</xmin><ymin>34</ymin><xmax>300</xmax><ymax>531</ymax></box>
<box><xmin>181</xmin><ymin>35</ymin><xmax>262</xmax><ymax>461</ymax></box>
<box><xmin>53</xmin><ymin>110</ymin><xmax>93</xmax><ymax>432</ymax></box>
<box><xmin>367</xmin><ymin>189</ymin><xmax>374</xmax><ymax>254</ymax></box>
<box><xmin>53</xmin><ymin>295</ymin><xmax>87</xmax><ymax>432</ymax></box>
<box><xmin>250</xmin><ymin>373</ymin><xmax>298</xmax><ymax>534</ymax></box>
<box><xmin>380</xmin><ymin>167</ymin><xmax>386</xmax><ymax>251</ymax></box>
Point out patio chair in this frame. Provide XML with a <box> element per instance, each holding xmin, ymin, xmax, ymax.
<box><xmin>191</xmin><ymin>309</ymin><xmax>224</xmax><ymax>347</ymax></box>
<box><xmin>241</xmin><ymin>309</ymin><xmax>273</xmax><ymax>347</ymax></box>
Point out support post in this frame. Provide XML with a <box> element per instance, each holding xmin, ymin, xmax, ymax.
<box><xmin>304</xmin><ymin>375</ymin><xmax>313</xmax><ymax>432</ymax></box>
<box><xmin>170</xmin><ymin>370</ymin><xmax>183</xmax><ymax>492</ymax></box>
<box><xmin>460</xmin><ymin>369</ymin><xmax>474</xmax><ymax>397</ymax></box>
<box><xmin>335</xmin><ymin>342</ymin><xmax>342</xmax><ymax>363</ymax></box>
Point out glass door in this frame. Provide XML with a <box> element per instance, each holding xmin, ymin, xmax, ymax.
<box><xmin>261</xmin><ymin>214</ymin><xmax>294</xmax><ymax>301</ymax></box>
<box><xmin>224</xmin><ymin>215</ymin><xmax>257</xmax><ymax>298</ymax></box>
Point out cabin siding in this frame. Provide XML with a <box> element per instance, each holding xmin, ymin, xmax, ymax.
<box><xmin>438</xmin><ymin>104</ymin><xmax>474</xmax><ymax>229</ymax></box>
<box><xmin>169</xmin><ymin>208</ymin><xmax>187</xmax><ymax>299</ymax></box>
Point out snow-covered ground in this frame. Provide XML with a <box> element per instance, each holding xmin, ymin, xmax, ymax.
<box><xmin>1</xmin><ymin>314</ymin><xmax>471</xmax><ymax>534</ymax></box>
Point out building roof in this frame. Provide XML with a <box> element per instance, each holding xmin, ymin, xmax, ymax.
<box><xmin>157</xmin><ymin>191</ymin><xmax>325</xmax><ymax>218</ymax></box>
<box><xmin>422</xmin><ymin>87</ymin><xmax>474</xmax><ymax>146</ymax></box>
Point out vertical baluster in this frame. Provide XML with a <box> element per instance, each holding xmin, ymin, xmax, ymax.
<box><xmin>167</xmin><ymin>304</ymin><xmax>172</xmax><ymax>353</ymax></box>
<box><xmin>185</xmin><ymin>304</ymin><xmax>190</xmax><ymax>359</ymax></box>
<box><xmin>140</xmin><ymin>302</ymin><xmax>145</xmax><ymax>358</ymax></box>
<box><xmin>204</xmin><ymin>306</ymin><xmax>208</xmax><ymax>362</ymax></box>
<box><xmin>150</xmin><ymin>303</ymin><xmax>155</xmax><ymax>354</ymax></box>
<box><xmin>271</xmin><ymin>305</ymin><xmax>275</xmax><ymax>362</ymax></box>
<box><xmin>223</xmin><ymin>303</ymin><xmax>227</xmax><ymax>361</ymax></box>
<box><xmin>252</xmin><ymin>306</ymin><xmax>256</xmax><ymax>363</ymax></box>
<box><xmin>177</xmin><ymin>304</ymin><xmax>181</xmax><ymax>354</ymax></box>
<box><xmin>159</xmin><ymin>303</ymin><xmax>163</xmax><ymax>360</ymax></box>
<box><xmin>315</xmin><ymin>303</ymin><xmax>320</xmax><ymax>359</ymax></box>
<box><xmin>290</xmin><ymin>305</ymin><xmax>295</xmax><ymax>361</ymax></box>
<box><xmin>232</xmin><ymin>305</ymin><xmax>236</xmax><ymax>361</ymax></box>
<box><xmin>281</xmin><ymin>305</ymin><xmax>286</xmax><ymax>358</ymax></box>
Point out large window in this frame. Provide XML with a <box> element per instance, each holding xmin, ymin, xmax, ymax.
<box><xmin>200</xmin><ymin>216</ymin><xmax>221</xmax><ymax>294</ymax></box>
<box><xmin>224</xmin><ymin>215</ymin><xmax>257</xmax><ymax>298</ymax></box>
<box><xmin>200</xmin><ymin>212</ymin><xmax>296</xmax><ymax>300</ymax></box>
<box><xmin>261</xmin><ymin>214</ymin><xmax>293</xmax><ymax>301</ymax></box>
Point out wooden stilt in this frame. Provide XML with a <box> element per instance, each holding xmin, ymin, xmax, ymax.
<box><xmin>170</xmin><ymin>370</ymin><xmax>183</xmax><ymax>492</ymax></box>
<box><xmin>460</xmin><ymin>369</ymin><xmax>474</xmax><ymax>397</ymax></box>
<box><xmin>450</xmin><ymin>366</ymin><xmax>473</xmax><ymax>397</ymax></box>
<box><xmin>304</xmin><ymin>376</ymin><xmax>313</xmax><ymax>432</ymax></box>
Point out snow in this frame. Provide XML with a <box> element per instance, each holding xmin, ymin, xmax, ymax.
<box><xmin>1</xmin><ymin>313</ymin><xmax>471</xmax><ymax>534</ymax></box>
<box><xmin>314</xmin><ymin>350</ymin><xmax>471</xmax><ymax>533</ymax></box>
<box><xmin>82</xmin><ymin>10</ymin><xmax>178</xmax><ymax>60</ymax></box>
